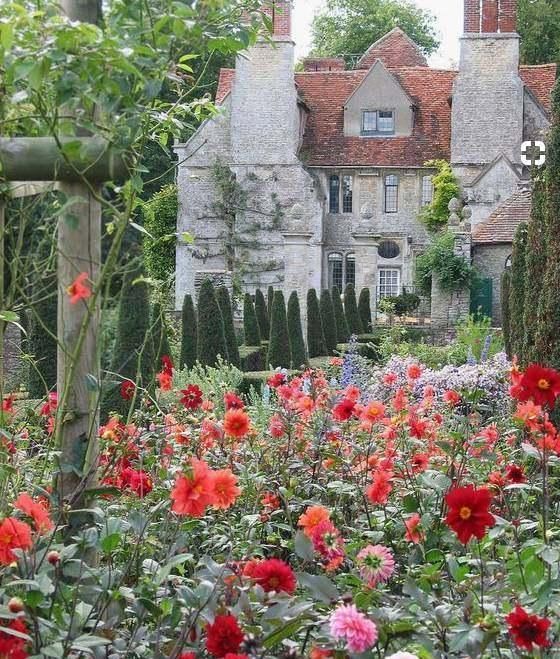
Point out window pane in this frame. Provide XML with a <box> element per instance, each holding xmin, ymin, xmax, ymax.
<box><xmin>345</xmin><ymin>253</ymin><xmax>356</xmax><ymax>287</ymax></box>
<box><xmin>378</xmin><ymin>240</ymin><xmax>400</xmax><ymax>259</ymax></box>
<box><xmin>329</xmin><ymin>175</ymin><xmax>340</xmax><ymax>213</ymax></box>
<box><xmin>342</xmin><ymin>175</ymin><xmax>353</xmax><ymax>213</ymax></box>
<box><xmin>328</xmin><ymin>253</ymin><xmax>343</xmax><ymax>290</ymax></box>
<box><xmin>378</xmin><ymin>269</ymin><xmax>400</xmax><ymax>299</ymax></box>
<box><xmin>378</xmin><ymin>110</ymin><xmax>394</xmax><ymax>133</ymax></box>
<box><xmin>422</xmin><ymin>175</ymin><xmax>434</xmax><ymax>206</ymax></box>
<box><xmin>385</xmin><ymin>175</ymin><xmax>399</xmax><ymax>213</ymax></box>
<box><xmin>362</xmin><ymin>111</ymin><xmax>377</xmax><ymax>134</ymax></box>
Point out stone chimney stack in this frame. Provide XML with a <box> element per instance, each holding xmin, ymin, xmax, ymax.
<box><xmin>452</xmin><ymin>0</ymin><xmax>522</xmax><ymax>169</ymax></box>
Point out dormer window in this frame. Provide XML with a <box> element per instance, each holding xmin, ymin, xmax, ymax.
<box><xmin>361</xmin><ymin>110</ymin><xmax>395</xmax><ymax>136</ymax></box>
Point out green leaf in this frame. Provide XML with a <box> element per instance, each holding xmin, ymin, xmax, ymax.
<box><xmin>1</xmin><ymin>23</ymin><xmax>14</xmax><ymax>50</ymax></box>
<box><xmin>294</xmin><ymin>531</ymin><xmax>315</xmax><ymax>561</ymax></box>
<box><xmin>101</xmin><ymin>533</ymin><xmax>121</xmax><ymax>553</ymax></box>
<box><xmin>297</xmin><ymin>572</ymin><xmax>339</xmax><ymax>604</ymax></box>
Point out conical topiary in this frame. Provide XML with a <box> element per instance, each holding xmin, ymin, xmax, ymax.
<box><xmin>180</xmin><ymin>293</ymin><xmax>197</xmax><ymax>370</ymax></box>
<box><xmin>255</xmin><ymin>288</ymin><xmax>270</xmax><ymax>340</ymax></box>
<box><xmin>358</xmin><ymin>288</ymin><xmax>372</xmax><ymax>333</ymax></box>
<box><xmin>287</xmin><ymin>290</ymin><xmax>307</xmax><ymax>368</ymax></box>
<box><xmin>332</xmin><ymin>285</ymin><xmax>350</xmax><ymax>344</ymax></box>
<box><xmin>151</xmin><ymin>301</ymin><xmax>172</xmax><ymax>367</ymax></box>
<box><xmin>344</xmin><ymin>284</ymin><xmax>363</xmax><ymax>335</ymax></box>
<box><xmin>243</xmin><ymin>293</ymin><xmax>261</xmax><ymax>346</ymax></box>
<box><xmin>102</xmin><ymin>259</ymin><xmax>152</xmax><ymax>417</ymax></box>
<box><xmin>197</xmin><ymin>278</ymin><xmax>227</xmax><ymax>367</ymax></box>
<box><xmin>216</xmin><ymin>286</ymin><xmax>240</xmax><ymax>367</ymax></box>
<box><xmin>267</xmin><ymin>291</ymin><xmax>291</xmax><ymax>368</ymax></box>
<box><xmin>501</xmin><ymin>269</ymin><xmax>512</xmax><ymax>358</ymax></box>
<box><xmin>267</xmin><ymin>286</ymin><xmax>274</xmax><ymax>315</ymax></box>
<box><xmin>320</xmin><ymin>289</ymin><xmax>338</xmax><ymax>355</ymax></box>
<box><xmin>307</xmin><ymin>288</ymin><xmax>327</xmax><ymax>358</ymax></box>
<box><xmin>509</xmin><ymin>222</ymin><xmax>528</xmax><ymax>360</ymax></box>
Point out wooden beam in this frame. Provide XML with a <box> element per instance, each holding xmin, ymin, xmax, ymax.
<box><xmin>0</xmin><ymin>138</ymin><xmax>128</xmax><ymax>182</ymax></box>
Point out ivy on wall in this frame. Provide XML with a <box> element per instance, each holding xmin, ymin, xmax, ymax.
<box><xmin>141</xmin><ymin>184</ymin><xmax>178</xmax><ymax>283</ymax></box>
<box><xmin>419</xmin><ymin>160</ymin><xmax>461</xmax><ymax>231</ymax></box>
<box><xmin>415</xmin><ymin>232</ymin><xmax>476</xmax><ymax>295</ymax></box>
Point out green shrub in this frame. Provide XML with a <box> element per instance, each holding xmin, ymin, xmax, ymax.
<box><xmin>456</xmin><ymin>315</ymin><xmax>503</xmax><ymax>361</ymax></box>
<box><xmin>254</xmin><ymin>288</ymin><xmax>270</xmax><ymax>341</ymax></box>
<box><xmin>197</xmin><ymin>279</ymin><xmax>227</xmax><ymax>367</ymax></box>
<box><xmin>243</xmin><ymin>293</ymin><xmax>261</xmax><ymax>346</ymax></box>
<box><xmin>239</xmin><ymin>345</ymin><xmax>263</xmax><ymax>372</ymax></box>
<box><xmin>419</xmin><ymin>160</ymin><xmax>461</xmax><ymax>231</ymax></box>
<box><xmin>180</xmin><ymin>293</ymin><xmax>197</xmax><ymax>369</ymax></box>
<box><xmin>267</xmin><ymin>290</ymin><xmax>291</xmax><ymax>368</ymax></box>
<box><xmin>216</xmin><ymin>286</ymin><xmax>240</xmax><ymax>367</ymax></box>
<box><xmin>332</xmin><ymin>285</ymin><xmax>350</xmax><ymax>343</ymax></box>
<box><xmin>383</xmin><ymin>292</ymin><xmax>421</xmax><ymax>317</ymax></box>
<box><xmin>509</xmin><ymin>222</ymin><xmax>528</xmax><ymax>360</ymax></box>
<box><xmin>344</xmin><ymin>284</ymin><xmax>363</xmax><ymax>335</ymax></box>
<box><xmin>27</xmin><ymin>279</ymin><xmax>57</xmax><ymax>398</ymax></box>
<box><xmin>306</xmin><ymin>288</ymin><xmax>327</xmax><ymax>358</ymax></box>
<box><xmin>267</xmin><ymin>286</ymin><xmax>274</xmax><ymax>315</ymax></box>
<box><xmin>320</xmin><ymin>289</ymin><xmax>338</xmax><ymax>355</ymax></box>
<box><xmin>141</xmin><ymin>184</ymin><xmax>178</xmax><ymax>282</ymax></box>
<box><xmin>416</xmin><ymin>231</ymin><xmax>476</xmax><ymax>295</ymax></box>
<box><xmin>358</xmin><ymin>288</ymin><xmax>372</xmax><ymax>331</ymax></box>
<box><xmin>287</xmin><ymin>291</ymin><xmax>307</xmax><ymax>368</ymax></box>
<box><xmin>501</xmin><ymin>269</ymin><xmax>512</xmax><ymax>358</ymax></box>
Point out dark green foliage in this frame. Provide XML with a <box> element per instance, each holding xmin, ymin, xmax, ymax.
<box><xmin>216</xmin><ymin>286</ymin><xmax>240</xmax><ymax>367</ymax></box>
<box><xmin>419</xmin><ymin>160</ymin><xmax>461</xmax><ymax>231</ymax></box>
<box><xmin>180</xmin><ymin>294</ymin><xmax>197</xmax><ymax>370</ymax></box>
<box><xmin>307</xmin><ymin>289</ymin><xmax>327</xmax><ymax>358</ymax></box>
<box><xmin>501</xmin><ymin>269</ymin><xmax>512</xmax><ymax>358</ymax></box>
<box><xmin>415</xmin><ymin>232</ymin><xmax>476</xmax><ymax>295</ymax></box>
<box><xmin>267</xmin><ymin>291</ymin><xmax>291</xmax><ymax>369</ymax></box>
<box><xmin>320</xmin><ymin>290</ymin><xmax>338</xmax><ymax>355</ymax></box>
<box><xmin>27</xmin><ymin>280</ymin><xmax>57</xmax><ymax>398</ymax></box>
<box><xmin>254</xmin><ymin>288</ymin><xmax>270</xmax><ymax>340</ymax></box>
<box><xmin>344</xmin><ymin>284</ymin><xmax>363</xmax><ymax>335</ymax></box>
<box><xmin>522</xmin><ymin>174</ymin><xmax>548</xmax><ymax>364</ymax></box>
<box><xmin>267</xmin><ymin>286</ymin><xmax>274</xmax><ymax>315</ymax></box>
<box><xmin>385</xmin><ymin>292</ymin><xmax>421</xmax><ymax>317</ymax></box>
<box><xmin>239</xmin><ymin>345</ymin><xmax>263</xmax><ymax>372</ymax></box>
<box><xmin>197</xmin><ymin>279</ymin><xmax>227</xmax><ymax>367</ymax></box>
<box><xmin>518</xmin><ymin>0</ymin><xmax>560</xmax><ymax>65</ymax></box>
<box><xmin>287</xmin><ymin>291</ymin><xmax>307</xmax><ymax>368</ymax></box>
<box><xmin>102</xmin><ymin>260</ymin><xmax>152</xmax><ymax>417</ymax></box>
<box><xmin>150</xmin><ymin>302</ymin><xmax>172</xmax><ymax>368</ymax></box>
<box><xmin>358</xmin><ymin>288</ymin><xmax>372</xmax><ymax>331</ymax></box>
<box><xmin>509</xmin><ymin>222</ymin><xmax>528</xmax><ymax>360</ymax></box>
<box><xmin>243</xmin><ymin>293</ymin><xmax>261</xmax><ymax>346</ymax></box>
<box><xmin>332</xmin><ymin>286</ymin><xmax>350</xmax><ymax>343</ymax></box>
<box><xmin>142</xmin><ymin>184</ymin><xmax>178</xmax><ymax>282</ymax></box>
<box><xmin>536</xmin><ymin>77</ymin><xmax>560</xmax><ymax>368</ymax></box>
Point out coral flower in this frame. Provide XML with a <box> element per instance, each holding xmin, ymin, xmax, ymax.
<box><xmin>171</xmin><ymin>459</ymin><xmax>216</xmax><ymax>517</ymax></box>
<box><xmin>205</xmin><ymin>614</ymin><xmax>244</xmax><ymax>657</ymax></box>
<box><xmin>268</xmin><ymin>414</ymin><xmax>286</xmax><ymax>438</ymax></box>
<box><xmin>13</xmin><ymin>493</ymin><xmax>54</xmax><ymax>534</ymax></box>
<box><xmin>366</xmin><ymin>470</ymin><xmax>393</xmax><ymax>505</ymax></box>
<box><xmin>329</xmin><ymin>603</ymin><xmax>378</xmax><ymax>654</ymax></box>
<box><xmin>122</xmin><ymin>468</ymin><xmax>153</xmax><ymax>497</ymax></box>
<box><xmin>356</xmin><ymin>544</ymin><xmax>395</xmax><ymax>587</ymax></box>
<box><xmin>120</xmin><ymin>379</ymin><xmax>136</xmax><ymax>400</ymax></box>
<box><xmin>506</xmin><ymin>605</ymin><xmax>551</xmax><ymax>651</ymax></box>
<box><xmin>406</xmin><ymin>363</ymin><xmax>422</xmax><ymax>380</ymax></box>
<box><xmin>212</xmin><ymin>469</ymin><xmax>241</xmax><ymax>510</ymax></box>
<box><xmin>332</xmin><ymin>398</ymin><xmax>355</xmax><ymax>421</ymax></box>
<box><xmin>249</xmin><ymin>558</ymin><xmax>297</xmax><ymax>594</ymax></box>
<box><xmin>443</xmin><ymin>390</ymin><xmax>461</xmax><ymax>406</ymax></box>
<box><xmin>180</xmin><ymin>385</ymin><xmax>204</xmax><ymax>410</ymax></box>
<box><xmin>223</xmin><ymin>408</ymin><xmax>250</xmax><ymax>438</ymax></box>
<box><xmin>404</xmin><ymin>513</ymin><xmax>424</xmax><ymax>544</ymax></box>
<box><xmin>298</xmin><ymin>505</ymin><xmax>330</xmax><ymax>538</ymax></box>
<box><xmin>67</xmin><ymin>271</ymin><xmax>91</xmax><ymax>304</ymax></box>
<box><xmin>156</xmin><ymin>370</ymin><xmax>173</xmax><ymax>391</ymax></box>
<box><xmin>513</xmin><ymin>364</ymin><xmax>560</xmax><ymax>408</ymax></box>
<box><xmin>361</xmin><ymin>401</ymin><xmax>386</xmax><ymax>425</ymax></box>
<box><xmin>445</xmin><ymin>485</ymin><xmax>495</xmax><ymax>544</ymax></box>
<box><xmin>0</xmin><ymin>518</ymin><xmax>33</xmax><ymax>565</ymax></box>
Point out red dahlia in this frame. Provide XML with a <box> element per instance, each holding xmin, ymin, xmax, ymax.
<box><xmin>205</xmin><ymin>614</ymin><xmax>244</xmax><ymax>658</ymax></box>
<box><xmin>513</xmin><ymin>364</ymin><xmax>560</xmax><ymax>408</ymax></box>
<box><xmin>0</xmin><ymin>618</ymin><xmax>29</xmax><ymax>659</ymax></box>
<box><xmin>445</xmin><ymin>485</ymin><xmax>495</xmax><ymax>544</ymax></box>
<box><xmin>180</xmin><ymin>385</ymin><xmax>203</xmax><ymax>410</ymax></box>
<box><xmin>332</xmin><ymin>398</ymin><xmax>355</xmax><ymax>422</ymax></box>
<box><xmin>506</xmin><ymin>605</ymin><xmax>551</xmax><ymax>651</ymax></box>
<box><xmin>224</xmin><ymin>391</ymin><xmax>244</xmax><ymax>410</ymax></box>
<box><xmin>120</xmin><ymin>379</ymin><xmax>136</xmax><ymax>401</ymax></box>
<box><xmin>249</xmin><ymin>558</ymin><xmax>297</xmax><ymax>594</ymax></box>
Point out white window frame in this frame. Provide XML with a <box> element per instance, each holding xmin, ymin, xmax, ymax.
<box><xmin>378</xmin><ymin>268</ymin><xmax>401</xmax><ymax>299</ymax></box>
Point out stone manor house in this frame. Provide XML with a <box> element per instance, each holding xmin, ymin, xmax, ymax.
<box><xmin>174</xmin><ymin>0</ymin><xmax>556</xmax><ymax>326</ymax></box>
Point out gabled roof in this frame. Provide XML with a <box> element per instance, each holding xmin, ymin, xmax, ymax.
<box><xmin>472</xmin><ymin>187</ymin><xmax>532</xmax><ymax>245</ymax></box>
<box><xmin>519</xmin><ymin>64</ymin><xmax>557</xmax><ymax>116</ymax></box>
<box><xmin>467</xmin><ymin>153</ymin><xmax>521</xmax><ymax>188</ymax></box>
<box><xmin>355</xmin><ymin>27</ymin><xmax>428</xmax><ymax>70</ymax></box>
<box><xmin>343</xmin><ymin>59</ymin><xmax>415</xmax><ymax>108</ymax></box>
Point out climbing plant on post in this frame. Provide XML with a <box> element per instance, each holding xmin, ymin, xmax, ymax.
<box><xmin>320</xmin><ymin>289</ymin><xmax>337</xmax><ymax>355</ymax></box>
<box><xmin>267</xmin><ymin>291</ymin><xmax>290</xmax><ymax>369</ymax></box>
<box><xmin>197</xmin><ymin>279</ymin><xmax>227</xmax><ymax>367</ymax></box>
<box><xmin>216</xmin><ymin>286</ymin><xmax>240</xmax><ymax>367</ymax></box>
<box><xmin>344</xmin><ymin>284</ymin><xmax>363</xmax><ymax>335</ymax></box>
<box><xmin>332</xmin><ymin>285</ymin><xmax>350</xmax><ymax>343</ymax></box>
<box><xmin>180</xmin><ymin>293</ymin><xmax>197</xmax><ymax>370</ymax></box>
<box><xmin>287</xmin><ymin>290</ymin><xmax>306</xmax><ymax>368</ymax></box>
<box><xmin>307</xmin><ymin>288</ymin><xmax>327</xmax><ymax>358</ymax></box>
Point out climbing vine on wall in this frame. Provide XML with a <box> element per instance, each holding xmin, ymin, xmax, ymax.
<box><xmin>415</xmin><ymin>232</ymin><xmax>476</xmax><ymax>295</ymax></box>
<box><xmin>419</xmin><ymin>160</ymin><xmax>461</xmax><ymax>231</ymax></box>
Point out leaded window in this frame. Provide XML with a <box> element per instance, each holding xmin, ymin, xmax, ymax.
<box><xmin>384</xmin><ymin>175</ymin><xmax>399</xmax><ymax>213</ymax></box>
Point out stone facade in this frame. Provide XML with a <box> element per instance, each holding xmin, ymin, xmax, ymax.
<box><xmin>174</xmin><ymin>0</ymin><xmax>555</xmax><ymax>332</ymax></box>
<box><xmin>472</xmin><ymin>243</ymin><xmax>511</xmax><ymax>323</ymax></box>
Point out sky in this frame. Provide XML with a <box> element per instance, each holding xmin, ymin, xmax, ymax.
<box><xmin>292</xmin><ymin>0</ymin><xmax>463</xmax><ymax>68</ymax></box>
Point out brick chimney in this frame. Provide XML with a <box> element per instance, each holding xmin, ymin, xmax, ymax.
<box><xmin>464</xmin><ymin>0</ymin><xmax>517</xmax><ymax>33</ymax></box>
<box><xmin>261</xmin><ymin>0</ymin><xmax>292</xmax><ymax>39</ymax></box>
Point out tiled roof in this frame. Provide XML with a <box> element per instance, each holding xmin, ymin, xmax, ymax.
<box><xmin>519</xmin><ymin>64</ymin><xmax>557</xmax><ymax>116</ymax></box>
<box><xmin>356</xmin><ymin>28</ymin><xmax>428</xmax><ymax>70</ymax></box>
<box><xmin>216</xmin><ymin>68</ymin><xmax>235</xmax><ymax>104</ymax></box>
<box><xmin>472</xmin><ymin>187</ymin><xmax>532</xmax><ymax>244</ymax></box>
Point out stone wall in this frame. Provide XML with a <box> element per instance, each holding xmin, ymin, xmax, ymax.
<box><xmin>472</xmin><ymin>243</ymin><xmax>511</xmax><ymax>324</ymax></box>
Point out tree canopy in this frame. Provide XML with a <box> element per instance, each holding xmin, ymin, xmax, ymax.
<box><xmin>310</xmin><ymin>0</ymin><xmax>439</xmax><ymax>65</ymax></box>
<box><xmin>518</xmin><ymin>0</ymin><xmax>560</xmax><ymax>65</ymax></box>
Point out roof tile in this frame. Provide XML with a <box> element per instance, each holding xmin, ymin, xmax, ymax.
<box><xmin>472</xmin><ymin>187</ymin><xmax>532</xmax><ymax>244</ymax></box>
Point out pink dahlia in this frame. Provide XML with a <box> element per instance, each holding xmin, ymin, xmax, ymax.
<box><xmin>329</xmin><ymin>603</ymin><xmax>378</xmax><ymax>654</ymax></box>
<box><xmin>356</xmin><ymin>544</ymin><xmax>396</xmax><ymax>587</ymax></box>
